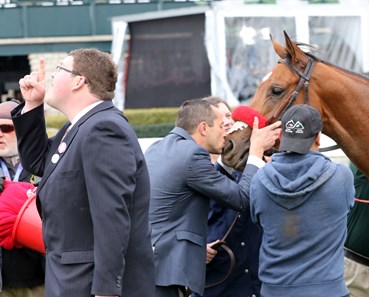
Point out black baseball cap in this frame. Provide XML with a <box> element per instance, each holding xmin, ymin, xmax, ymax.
<box><xmin>279</xmin><ymin>104</ymin><xmax>323</xmax><ymax>154</ymax></box>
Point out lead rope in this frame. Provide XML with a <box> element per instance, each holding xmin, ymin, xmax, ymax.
<box><xmin>205</xmin><ymin>213</ymin><xmax>238</xmax><ymax>288</ymax></box>
<box><xmin>355</xmin><ymin>198</ymin><xmax>369</xmax><ymax>204</ymax></box>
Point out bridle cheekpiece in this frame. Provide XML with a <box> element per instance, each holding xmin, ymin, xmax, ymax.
<box><xmin>266</xmin><ymin>56</ymin><xmax>316</xmax><ymax>125</ymax></box>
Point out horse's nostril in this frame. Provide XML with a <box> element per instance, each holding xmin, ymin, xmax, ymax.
<box><xmin>228</xmin><ymin>138</ymin><xmax>234</xmax><ymax>149</ymax></box>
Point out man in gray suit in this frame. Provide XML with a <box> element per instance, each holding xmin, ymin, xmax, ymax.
<box><xmin>145</xmin><ymin>99</ymin><xmax>281</xmax><ymax>297</ymax></box>
<box><xmin>11</xmin><ymin>48</ymin><xmax>155</xmax><ymax>297</ymax></box>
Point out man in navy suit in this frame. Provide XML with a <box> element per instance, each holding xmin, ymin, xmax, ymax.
<box><xmin>145</xmin><ymin>98</ymin><xmax>281</xmax><ymax>297</ymax></box>
<box><xmin>11</xmin><ymin>48</ymin><xmax>155</xmax><ymax>297</ymax></box>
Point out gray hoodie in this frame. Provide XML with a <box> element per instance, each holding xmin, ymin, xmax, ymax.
<box><xmin>250</xmin><ymin>151</ymin><xmax>354</xmax><ymax>297</ymax></box>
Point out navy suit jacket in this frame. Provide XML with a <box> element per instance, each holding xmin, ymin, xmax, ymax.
<box><xmin>145</xmin><ymin>127</ymin><xmax>259</xmax><ymax>296</ymax></box>
<box><xmin>12</xmin><ymin>101</ymin><xmax>155</xmax><ymax>297</ymax></box>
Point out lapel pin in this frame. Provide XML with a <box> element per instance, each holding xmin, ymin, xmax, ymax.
<box><xmin>58</xmin><ymin>142</ymin><xmax>67</xmax><ymax>154</ymax></box>
<box><xmin>51</xmin><ymin>154</ymin><xmax>60</xmax><ymax>164</ymax></box>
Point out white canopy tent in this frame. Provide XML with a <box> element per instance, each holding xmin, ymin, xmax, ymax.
<box><xmin>111</xmin><ymin>0</ymin><xmax>369</xmax><ymax>109</ymax></box>
<box><xmin>205</xmin><ymin>0</ymin><xmax>369</xmax><ymax>106</ymax></box>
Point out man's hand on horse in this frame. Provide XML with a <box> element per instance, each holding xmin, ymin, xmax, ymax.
<box><xmin>249</xmin><ymin>117</ymin><xmax>281</xmax><ymax>159</ymax></box>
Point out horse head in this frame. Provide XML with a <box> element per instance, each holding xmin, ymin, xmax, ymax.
<box><xmin>222</xmin><ymin>31</ymin><xmax>319</xmax><ymax>170</ymax></box>
<box><xmin>223</xmin><ymin>31</ymin><xmax>369</xmax><ymax>177</ymax></box>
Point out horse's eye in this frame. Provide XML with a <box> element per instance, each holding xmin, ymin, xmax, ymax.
<box><xmin>270</xmin><ymin>86</ymin><xmax>284</xmax><ymax>96</ymax></box>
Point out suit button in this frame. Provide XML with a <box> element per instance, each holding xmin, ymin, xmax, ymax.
<box><xmin>244</xmin><ymin>269</ymin><xmax>249</xmax><ymax>273</ymax></box>
<box><xmin>240</xmin><ymin>242</ymin><xmax>246</xmax><ymax>246</ymax></box>
<box><xmin>116</xmin><ymin>284</ymin><xmax>121</xmax><ymax>288</ymax></box>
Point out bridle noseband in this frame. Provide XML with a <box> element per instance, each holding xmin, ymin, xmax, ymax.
<box><xmin>266</xmin><ymin>56</ymin><xmax>316</xmax><ymax>125</ymax></box>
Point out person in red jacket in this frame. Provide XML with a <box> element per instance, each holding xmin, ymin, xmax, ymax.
<box><xmin>0</xmin><ymin>100</ymin><xmax>44</xmax><ymax>297</ymax></box>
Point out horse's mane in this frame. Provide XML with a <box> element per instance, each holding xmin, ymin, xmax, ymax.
<box><xmin>294</xmin><ymin>42</ymin><xmax>369</xmax><ymax>83</ymax></box>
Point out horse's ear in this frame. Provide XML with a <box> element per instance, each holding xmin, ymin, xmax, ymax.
<box><xmin>283</xmin><ymin>31</ymin><xmax>308</xmax><ymax>65</ymax></box>
<box><xmin>271</xmin><ymin>34</ymin><xmax>287</xmax><ymax>59</ymax></box>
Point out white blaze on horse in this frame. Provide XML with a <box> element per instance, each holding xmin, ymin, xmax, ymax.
<box><xmin>222</xmin><ymin>31</ymin><xmax>369</xmax><ymax>178</ymax></box>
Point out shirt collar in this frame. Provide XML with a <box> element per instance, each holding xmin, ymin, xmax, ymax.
<box><xmin>70</xmin><ymin>100</ymin><xmax>103</xmax><ymax>127</ymax></box>
<box><xmin>217</xmin><ymin>157</ymin><xmax>234</xmax><ymax>175</ymax></box>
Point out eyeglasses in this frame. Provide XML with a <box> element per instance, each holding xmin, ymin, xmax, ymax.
<box><xmin>56</xmin><ymin>65</ymin><xmax>81</xmax><ymax>76</ymax></box>
<box><xmin>0</xmin><ymin>124</ymin><xmax>15</xmax><ymax>133</ymax></box>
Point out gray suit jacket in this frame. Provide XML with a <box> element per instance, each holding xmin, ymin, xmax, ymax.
<box><xmin>12</xmin><ymin>101</ymin><xmax>155</xmax><ymax>297</ymax></box>
<box><xmin>145</xmin><ymin>127</ymin><xmax>259</xmax><ymax>295</ymax></box>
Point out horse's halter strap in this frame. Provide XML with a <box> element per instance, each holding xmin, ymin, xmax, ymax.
<box><xmin>266</xmin><ymin>56</ymin><xmax>316</xmax><ymax>125</ymax></box>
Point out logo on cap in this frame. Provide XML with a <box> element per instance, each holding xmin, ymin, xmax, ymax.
<box><xmin>285</xmin><ymin>120</ymin><xmax>304</xmax><ymax>134</ymax></box>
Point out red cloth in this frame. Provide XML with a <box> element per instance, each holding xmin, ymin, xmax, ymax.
<box><xmin>0</xmin><ymin>180</ymin><xmax>36</xmax><ymax>250</ymax></box>
<box><xmin>232</xmin><ymin>105</ymin><xmax>267</xmax><ymax>128</ymax></box>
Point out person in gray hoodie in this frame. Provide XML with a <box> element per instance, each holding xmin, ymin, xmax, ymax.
<box><xmin>250</xmin><ymin>104</ymin><xmax>355</xmax><ymax>297</ymax></box>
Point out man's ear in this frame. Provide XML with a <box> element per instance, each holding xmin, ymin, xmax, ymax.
<box><xmin>315</xmin><ymin>132</ymin><xmax>321</xmax><ymax>147</ymax></box>
<box><xmin>198</xmin><ymin>121</ymin><xmax>207</xmax><ymax>136</ymax></box>
<box><xmin>72</xmin><ymin>76</ymin><xmax>87</xmax><ymax>90</ymax></box>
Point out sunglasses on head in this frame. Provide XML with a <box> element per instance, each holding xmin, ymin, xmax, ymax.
<box><xmin>0</xmin><ymin>124</ymin><xmax>15</xmax><ymax>133</ymax></box>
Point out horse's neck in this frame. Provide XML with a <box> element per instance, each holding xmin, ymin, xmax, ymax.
<box><xmin>315</xmin><ymin>63</ymin><xmax>369</xmax><ymax>176</ymax></box>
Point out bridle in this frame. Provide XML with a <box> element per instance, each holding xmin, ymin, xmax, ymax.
<box><xmin>264</xmin><ymin>55</ymin><xmax>340</xmax><ymax>152</ymax></box>
<box><xmin>265</xmin><ymin>56</ymin><xmax>316</xmax><ymax>125</ymax></box>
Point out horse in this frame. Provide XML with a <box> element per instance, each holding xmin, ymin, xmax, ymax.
<box><xmin>222</xmin><ymin>31</ymin><xmax>369</xmax><ymax>178</ymax></box>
